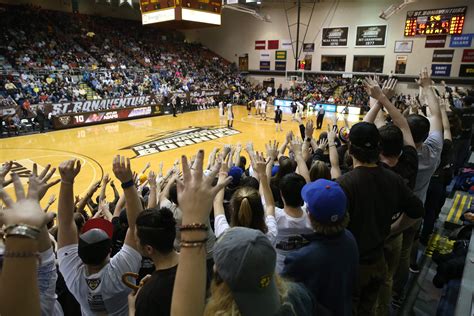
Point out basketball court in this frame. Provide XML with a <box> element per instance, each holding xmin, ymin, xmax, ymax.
<box><xmin>0</xmin><ymin>106</ymin><xmax>358</xmax><ymax>210</ymax></box>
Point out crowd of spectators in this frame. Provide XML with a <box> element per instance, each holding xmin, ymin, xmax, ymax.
<box><xmin>1</xmin><ymin>70</ymin><xmax>474</xmax><ymax>316</ymax></box>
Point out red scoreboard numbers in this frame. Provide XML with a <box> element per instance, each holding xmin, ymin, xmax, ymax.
<box><xmin>404</xmin><ymin>6</ymin><xmax>466</xmax><ymax>37</ymax></box>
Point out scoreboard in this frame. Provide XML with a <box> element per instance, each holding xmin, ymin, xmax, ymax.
<box><xmin>139</xmin><ymin>0</ymin><xmax>221</xmax><ymax>25</ymax></box>
<box><xmin>404</xmin><ymin>6</ymin><xmax>466</xmax><ymax>37</ymax></box>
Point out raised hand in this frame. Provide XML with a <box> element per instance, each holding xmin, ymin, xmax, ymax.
<box><xmin>102</xmin><ymin>174</ymin><xmax>111</xmax><ymax>185</ymax></box>
<box><xmin>253</xmin><ymin>152</ymin><xmax>267</xmax><ymax>180</ymax></box>
<box><xmin>47</xmin><ymin>194</ymin><xmax>57</xmax><ymax>205</ymax></box>
<box><xmin>148</xmin><ymin>170</ymin><xmax>157</xmax><ymax>188</ymax></box>
<box><xmin>305</xmin><ymin>119</ymin><xmax>314</xmax><ymax>139</ymax></box>
<box><xmin>363</xmin><ymin>77</ymin><xmax>384</xmax><ymax>100</ymax></box>
<box><xmin>222</xmin><ymin>144</ymin><xmax>232</xmax><ymax>160</ymax></box>
<box><xmin>318</xmin><ymin>137</ymin><xmax>329</xmax><ymax>151</ymax></box>
<box><xmin>58</xmin><ymin>159</ymin><xmax>81</xmax><ymax>184</ymax></box>
<box><xmin>0</xmin><ymin>173</ymin><xmax>54</xmax><ymax>228</ymax></box>
<box><xmin>177</xmin><ymin>150</ymin><xmax>232</xmax><ymax>224</ymax></box>
<box><xmin>113</xmin><ymin>155</ymin><xmax>133</xmax><ymax>184</ymax></box>
<box><xmin>291</xmin><ymin>138</ymin><xmax>304</xmax><ymax>156</ymax></box>
<box><xmin>32</xmin><ymin>163</ymin><xmax>61</xmax><ymax>201</ymax></box>
<box><xmin>327</xmin><ymin>124</ymin><xmax>338</xmax><ymax>146</ymax></box>
<box><xmin>0</xmin><ymin>161</ymin><xmax>13</xmax><ymax>187</ymax></box>
<box><xmin>416</xmin><ymin>67</ymin><xmax>434</xmax><ymax>88</ymax></box>
<box><xmin>265</xmin><ymin>140</ymin><xmax>279</xmax><ymax>161</ymax></box>
<box><xmin>286</xmin><ymin>130</ymin><xmax>294</xmax><ymax>143</ymax></box>
<box><xmin>382</xmin><ymin>78</ymin><xmax>397</xmax><ymax>99</ymax></box>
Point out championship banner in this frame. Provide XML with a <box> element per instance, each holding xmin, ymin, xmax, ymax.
<box><xmin>321</xmin><ymin>27</ymin><xmax>348</xmax><ymax>47</ymax></box>
<box><xmin>275</xmin><ymin>50</ymin><xmax>287</xmax><ymax>60</ymax></box>
<box><xmin>303</xmin><ymin>43</ymin><xmax>315</xmax><ymax>52</ymax></box>
<box><xmin>48</xmin><ymin>95</ymin><xmax>158</xmax><ymax>115</ymax></box>
<box><xmin>275</xmin><ymin>61</ymin><xmax>286</xmax><ymax>71</ymax></box>
<box><xmin>450</xmin><ymin>34</ymin><xmax>473</xmax><ymax>47</ymax></box>
<box><xmin>432</xmin><ymin>50</ymin><xmax>454</xmax><ymax>62</ymax></box>
<box><xmin>425</xmin><ymin>35</ymin><xmax>447</xmax><ymax>48</ymax></box>
<box><xmin>255</xmin><ymin>40</ymin><xmax>266</xmax><ymax>50</ymax></box>
<box><xmin>355</xmin><ymin>25</ymin><xmax>386</xmax><ymax>47</ymax></box>
<box><xmin>462</xmin><ymin>49</ymin><xmax>474</xmax><ymax>63</ymax></box>
<box><xmin>459</xmin><ymin>64</ymin><xmax>474</xmax><ymax>77</ymax></box>
<box><xmin>267</xmin><ymin>40</ymin><xmax>279</xmax><ymax>50</ymax></box>
<box><xmin>260</xmin><ymin>61</ymin><xmax>270</xmax><ymax>70</ymax></box>
<box><xmin>431</xmin><ymin>64</ymin><xmax>451</xmax><ymax>77</ymax></box>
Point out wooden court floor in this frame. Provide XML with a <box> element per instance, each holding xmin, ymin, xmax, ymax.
<box><xmin>0</xmin><ymin>106</ymin><xmax>360</xmax><ymax>211</ymax></box>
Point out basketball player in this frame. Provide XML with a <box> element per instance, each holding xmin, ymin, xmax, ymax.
<box><xmin>247</xmin><ymin>98</ymin><xmax>254</xmax><ymax>116</ymax></box>
<box><xmin>274</xmin><ymin>105</ymin><xmax>283</xmax><ymax>132</ymax></box>
<box><xmin>255</xmin><ymin>99</ymin><xmax>261</xmax><ymax>116</ymax></box>
<box><xmin>291</xmin><ymin>102</ymin><xmax>297</xmax><ymax>120</ymax></box>
<box><xmin>218</xmin><ymin>100</ymin><xmax>226</xmax><ymax>125</ymax></box>
<box><xmin>295</xmin><ymin>100</ymin><xmax>304</xmax><ymax>121</ymax></box>
<box><xmin>260</xmin><ymin>98</ymin><xmax>267</xmax><ymax>121</ymax></box>
<box><xmin>227</xmin><ymin>102</ymin><xmax>234</xmax><ymax>128</ymax></box>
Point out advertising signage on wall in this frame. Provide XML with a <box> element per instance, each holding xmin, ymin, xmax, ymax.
<box><xmin>432</xmin><ymin>50</ymin><xmax>454</xmax><ymax>63</ymax></box>
<box><xmin>321</xmin><ymin>27</ymin><xmax>349</xmax><ymax>47</ymax></box>
<box><xmin>355</xmin><ymin>25</ymin><xmax>387</xmax><ymax>47</ymax></box>
<box><xmin>459</xmin><ymin>64</ymin><xmax>474</xmax><ymax>77</ymax></box>
<box><xmin>431</xmin><ymin>64</ymin><xmax>451</xmax><ymax>77</ymax></box>
<box><xmin>303</xmin><ymin>43</ymin><xmax>315</xmax><ymax>52</ymax></box>
<box><xmin>260</xmin><ymin>61</ymin><xmax>270</xmax><ymax>70</ymax></box>
<box><xmin>462</xmin><ymin>50</ymin><xmax>474</xmax><ymax>63</ymax></box>
<box><xmin>450</xmin><ymin>34</ymin><xmax>473</xmax><ymax>47</ymax></box>
<box><xmin>425</xmin><ymin>35</ymin><xmax>447</xmax><ymax>48</ymax></box>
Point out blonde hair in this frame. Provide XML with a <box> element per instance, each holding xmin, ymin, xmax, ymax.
<box><xmin>309</xmin><ymin>160</ymin><xmax>331</xmax><ymax>182</ymax></box>
<box><xmin>230</xmin><ymin>187</ymin><xmax>267</xmax><ymax>234</ymax></box>
<box><xmin>204</xmin><ymin>274</ymin><xmax>296</xmax><ymax>316</ymax></box>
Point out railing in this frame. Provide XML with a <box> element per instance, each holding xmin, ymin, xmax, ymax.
<box><xmin>454</xmin><ymin>227</ymin><xmax>474</xmax><ymax>315</ymax></box>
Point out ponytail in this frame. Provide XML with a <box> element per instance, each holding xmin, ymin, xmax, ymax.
<box><xmin>237</xmin><ymin>197</ymin><xmax>253</xmax><ymax>227</ymax></box>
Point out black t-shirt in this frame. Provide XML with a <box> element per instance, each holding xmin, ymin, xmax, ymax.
<box><xmin>275</xmin><ymin>109</ymin><xmax>282</xmax><ymax>121</ymax></box>
<box><xmin>135</xmin><ymin>265</ymin><xmax>178</xmax><ymax>316</ymax></box>
<box><xmin>383</xmin><ymin>145</ymin><xmax>418</xmax><ymax>190</ymax></box>
<box><xmin>337</xmin><ymin>166</ymin><xmax>424</xmax><ymax>263</ymax></box>
<box><xmin>433</xmin><ymin>139</ymin><xmax>455</xmax><ymax>185</ymax></box>
<box><xmin>452</xmin><ymin>106</ymin><xmax>474</xmax><ymax>138</ymax></box>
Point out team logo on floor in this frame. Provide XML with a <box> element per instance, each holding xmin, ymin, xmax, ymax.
<box><xmin>123</xmin><ymin>126</ymin><xmax>241</xmax><ymax>158</ymax></box>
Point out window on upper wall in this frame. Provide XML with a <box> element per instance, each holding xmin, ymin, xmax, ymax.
<box><xmin>321</xmin><ymin>55</ymin><xmax>346</xmax><ymax>71</ymax></box>
<box><xmin>353</xmin><ymin>56</ymin><xmax>384</xmax><ymax>73</ymax></box>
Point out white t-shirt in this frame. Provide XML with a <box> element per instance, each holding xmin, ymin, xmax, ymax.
<box><xmin>58</xmin><ymin>244</ymin><xmax>142</xmax><ymax>316</ymax></box>
<box><xmin>273</xmin><ymin>207</ymin><xmax>314</xmax><ymax>273</ymax></box>
<box><xmin>227</xmin><ymin>104</ymin><xmax>233</xmax><ymax>120</ymax></box>
<box><xmin>261</xmin><ymin>101</ymin><xmax>267</xmax><ymax>111</ymax></box>
<box><xmin>214</xmin><ymin>214</ymin><xmax>277</xmax><ymax>244</ymax></box>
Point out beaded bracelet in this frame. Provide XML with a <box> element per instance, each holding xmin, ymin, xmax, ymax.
<box><xmin>179</xmin><ymin>223</ymin><xmax>208</xmax><ymax>231</ymax></box>
<box><xmin>180</xmin><ymin>238</ymin><xmax>208</xmax><ymax>248</ymax></box>
<box><xmin>3</xmin><ymin>250</ymin><xmax>41</xmax><ymax>265</ymax></box>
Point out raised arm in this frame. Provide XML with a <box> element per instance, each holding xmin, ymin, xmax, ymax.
<box><xmin>98</xmin><ymin>174</ymin><xmax>111</xmax><ymax>202</ymax></box>
<box><xmin>364</xmin><ymin>77</ymin><xmax>415</xmax><ymax>148</ymax></box>
<box><xmin>171</xmin><ymin>150</ymin><xmax>231</xmax><ymax>316</ymax></box>
<box><xmin>254</xmin><ymin>152</ymin><xmax>276</xmax><ymax>217</ymax></box>
<box><xmin>213</xmin><ymin>160</ymin><xmax>228</xmax><ymax>218</ymax></box>
<box><xmin>418</xmin><ymin>68</ymin><xmax>442</xmax><ymax>133</ymax></box>
<box><xmin>147</xmin><ymin>170</ymin><xmax>158</xmax><ymax>209</ymax></box>
<box><xmin>439</xmin><ymin>98</ymin><xmax>452</xmax><ymax>141</ymax></box>
<box><xmin>291</xmin><ymin>139</ymin><xmax>311</xmax><ymax>183</ymax></box>
<box><xmin>57</xmin><ymin>159</ymin><xmax>82</xmax><ymax>249</ymax></box>
<box><xmin>75</xmin><ymin>181</ymin><xmax>100</xmax><ymax>214</ymax></box>
<box><xmin>112</xmin><ymin>155</ymin><xmax>142</xmax><ymax>250</ymax></box>
<box><xmin>0</xmin><ymin>173</ymin><xmax>54</xmax><ymax>316</ymax></box>
<box><xmin>327</xmin><ymin>125</ymin><xmax>341</xmax><ymax>179</ymax></box>
<box><xmin>234</xmin><ymin>143</ymin><xmax>242</xmax><ymax>168</ymax></box>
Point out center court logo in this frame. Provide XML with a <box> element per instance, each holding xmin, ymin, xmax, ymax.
<box><xmin>123</xmin><ymin>126</ymin><xmax>241</xmax><ymax>158</ymax></box>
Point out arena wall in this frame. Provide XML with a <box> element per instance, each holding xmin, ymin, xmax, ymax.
<box><xmin>184</xmin><ymin>0</ymin><xmax>473</xmax><ymax>77</ymax></box>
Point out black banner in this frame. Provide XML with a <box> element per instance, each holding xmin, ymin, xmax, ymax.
<box><xmin>459</xmin><ymin>64</ymin><xmax>474</xmax><ymax>78</ymax></box>
<box><xmin>52</xmin><ymin>105</ymin><xmax>160</xmax><ymax>129</ymax></box>
<box><xmin>321</xmin><ymin>27</ymin><xmax>348</xmax><ymax>47</ymax></box>
<box><xmin>355</xmin><ymin>25</ymin><xmax>387</xmax><ymax>46</ymax></box>
<box><xmin>303</xmin><ymin>43</ymin><xmax>315</xmax><ymax>52</ymax></box>
<box><xmin>432</xmin><ymin>49</ymin><xmax>454</xmax><ymax>62</ymax></box>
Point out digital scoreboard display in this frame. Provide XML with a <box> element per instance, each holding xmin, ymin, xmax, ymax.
<box><xmin>404</xmin><ymin>6</ymin><xmax>466</xmax><ymax>36</ymax></box>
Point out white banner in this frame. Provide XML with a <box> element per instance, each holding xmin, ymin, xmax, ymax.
<box><xmin>260</xmin><ymin>51</ymin><xmax>270</xmax><ymax>61</ymax></box>
<box><xmin>281</xmin><ymin>40</ymin><xmax>292</xmax><ymax>50</ymax></box>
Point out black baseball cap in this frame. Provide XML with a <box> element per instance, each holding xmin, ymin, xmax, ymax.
<box><xmin>349</xmin><ymin>122</ymin><xmax>380</xmax><ymax>150</ymax></box>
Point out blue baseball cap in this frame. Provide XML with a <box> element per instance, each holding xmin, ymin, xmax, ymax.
<box><xmin>301</xmin><ymin>179</ymin><xmax>347</xmax><ymax>223</ymax></box>
<box><xmin>228</xmin><ymin>166</ymin><xmax>243</xmax><ymax>186</ymax></box>
<box><xmin>271</xmin><ymin>165</ymin><xmax>279</xmax><ymax>177</ymax></box>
